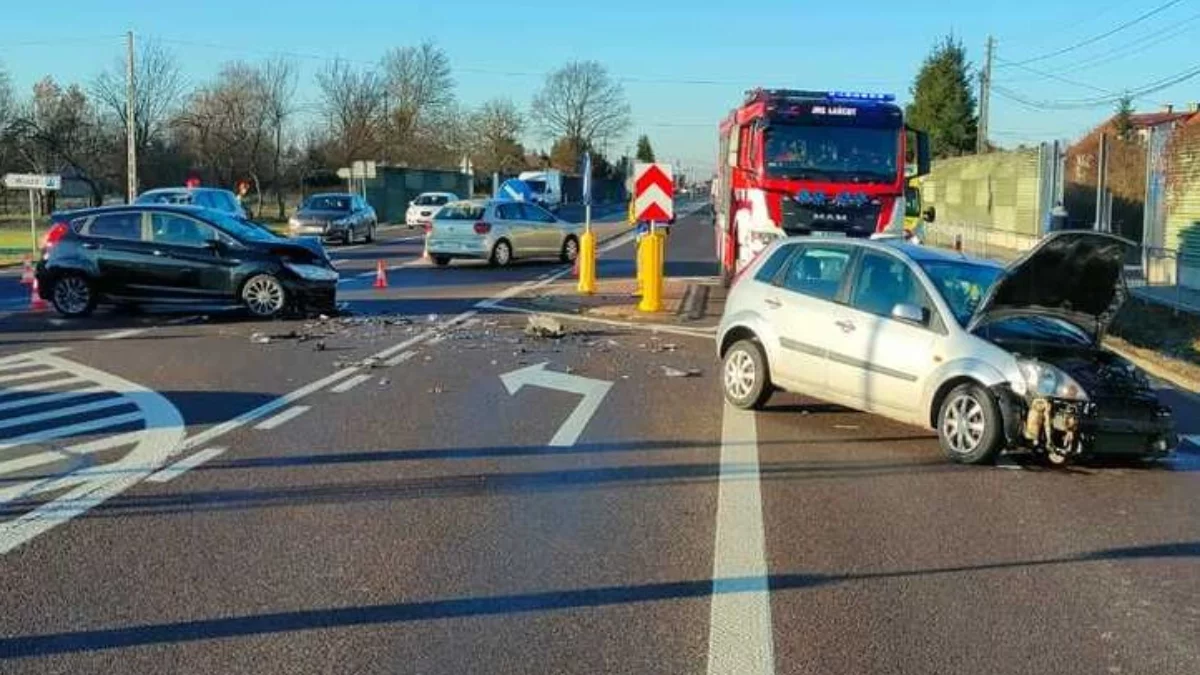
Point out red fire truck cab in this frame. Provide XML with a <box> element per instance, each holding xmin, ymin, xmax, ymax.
<box><xmin>714</xmin><ymin>89</ymin><xmax>931</xmax><ymax>285</ymax></box>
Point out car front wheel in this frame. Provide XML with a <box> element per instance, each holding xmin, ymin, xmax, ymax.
<box><xmin>51</xmin><ymin>273</ymin><xmax>97</xmax><ymax>317</ymax></box>
<box><xmin>937</xmin><ymin>383</ymin><xmax>1004</xmax><ymax>465</ymax></box>
<box><xmin>242</xmin><ymin>274</ymin><xmax>288</xmax><ymax>318</ymax></box>
<box><xmin>722</xmin><ymin>339</ymin><xmax>772</xmax><ymax>410</ymax></box>
<box><xmin>433</xmin><ymin>255</ymin><xmax>451</xmax><ymax>267</ymax></box>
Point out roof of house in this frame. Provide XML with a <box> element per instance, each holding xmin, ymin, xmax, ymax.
<box><xmin>1126</xmin><ymin>111</ymin><xmax>1197</xmax><ymax>129</ymax></box>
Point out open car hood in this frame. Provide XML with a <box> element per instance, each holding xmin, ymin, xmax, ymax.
<box><xmin>966</xmin><ymin>231</ymin><xmax>1134</xmax><ymax>344</ymax></box>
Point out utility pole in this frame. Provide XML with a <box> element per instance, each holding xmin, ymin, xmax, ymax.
<box><xmin>125</xmin><ymin>31</ymin><xmax>137</xmax><ymax>203</ymax></box>
<box><xmin>1095</xmin><ymin>132</ymin><xmax>1109</xmax><ymax>232</ymax></box>
<box><xmin>977</xmin><ymin>35</ymin><xmax>994</xmax><ymax>155</ymax></box>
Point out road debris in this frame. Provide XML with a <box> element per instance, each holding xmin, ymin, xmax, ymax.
<box><xmin>662</xmin><ymin>366</ymin><xmax>701</xmax><ymax>378</ymax></box>
<box><xmin>333</xmin><ymin>357</ymin><xmax>383</xmax><ymax>369</ymax></box>
<box><xmin>525</xmin><ymin>314</ymin><xmax>565</xmax><ymax>339</ymax></box>
<box><xmin>250</xmin><ymin>332</ymin><xmax>271</xmax><ymax>345</ymax></box>
<box><xmin>314</xmin><ymin>341</ymin><xmax>327</xmax><ymax>352</ymax></box>
<box><xmin>379</xmin><ymin>377</ymin><xmax>390</xmax><ymax>386</ymax></box>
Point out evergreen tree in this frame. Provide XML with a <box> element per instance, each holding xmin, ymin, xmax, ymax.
<box><xmin>906</xmin><ymin>36</ymin><xmax>978</xmax><ymax>157</ymax></box>
<box><xmin>1113</xmin><ymin>95</ymin><xmax>1135</xmax><ymax>141</ymax></box>
<box><xmin>635</xmin><ymin>134</ymin><xmax>655</xmax><ymax>162</ymax></box>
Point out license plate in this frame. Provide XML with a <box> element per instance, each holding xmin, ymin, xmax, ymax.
<box><xmin>811</xmin><ymin>231</ymin><xmax>846</xmax><ymax>238</ymax></box>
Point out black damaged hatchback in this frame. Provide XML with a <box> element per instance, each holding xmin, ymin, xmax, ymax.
<box><xmin>34</xmin><ymin>204</ymin><xmax>338</xmax><ymax>318</ymax></box>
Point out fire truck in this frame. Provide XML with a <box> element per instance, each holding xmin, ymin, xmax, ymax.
<box><xmin>714</xmin><ymin>89</ymin><xmax>930</xmax><ymax>285</ymax></box>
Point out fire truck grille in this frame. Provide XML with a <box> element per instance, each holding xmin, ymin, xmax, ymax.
<box><xmin>780</xmin><ymin>198</ymin><xmax>880</xmax><ymax>238</ymax></box>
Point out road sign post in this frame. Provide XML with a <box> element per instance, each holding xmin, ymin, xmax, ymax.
<box><xmin>578</xmin><ymin>152</ymin><xmax>597</xmax><ymax>295</ymax></box>
<box><xmin>4</xmin><ymin>173</ymin><xmax>62</xmax><ymax>253</ymax></box>
<box><xmin>633</xmin><ymin>163</ymin><xmax>673</xmax><ymax>312</ymax></box>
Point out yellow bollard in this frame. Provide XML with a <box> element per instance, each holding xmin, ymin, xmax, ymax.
<box><xmin>638</xmin><ymin>228</ymin><xmax>664</xmax><ymax>313</ymax></box>
<box><xmin>577</xmin><ymin>229</ymin><xmax>597</xmax><ymax>295</ymax></box>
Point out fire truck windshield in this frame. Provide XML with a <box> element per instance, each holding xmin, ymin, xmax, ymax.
<box><xmin>764</xmin><ymin>125</ymin><xmax>898</xmax><ymax>183</ymax></box>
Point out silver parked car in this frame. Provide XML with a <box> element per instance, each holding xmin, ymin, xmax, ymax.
<box><xmin>427</xmin><ymin>199</ymin><xmax>582</xmax><ymax>267</ymax></box>
<box><xmin>717</xmin><ymin>231</ymin><xmax>1177</xmax><ymax>465</ymax></box>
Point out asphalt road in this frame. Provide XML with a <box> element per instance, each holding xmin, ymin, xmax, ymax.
<box><xmin>0</xmin><ymin>205</ymin><xmax>1198</xmax><ymax>674</ymax></box>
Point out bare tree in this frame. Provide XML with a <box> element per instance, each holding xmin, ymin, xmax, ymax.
<box><xmin>530</xmin><ymin>61</ymin><xmax>630</xmax><ymax>148</ymax></box>
<box><xmin>91</xmin><ymin>38</ymin><xmax>185</xmax><ymax>155</ymax></box>
<box><xmin>469</xmin><ymin>98</ymin><xmax>525</xmax><ymax>174</ymax></box>
<box><xmin>315</xmin><ymin>60</ymin><xmax>385</xmax><ymax>167</ymax></box>
<box><xmin>175</xmin><ymin>62</ymin><xmax>271</xmax><ymax>195</ymax></box>
<box><xmin>0</xmin><ymin>64</ymin><xmax>16</xmax><ymax>174</ymax></box>
<box><xmin>11</xmin><ymin>78</ymin><xmax>108</xmax><ymax>204</ymax></box>
<box><xmin>258</xmin><ymin>57</ymin><xmax>298</xmax><ymax>219</ymax></box>
<box><xmin>381</xmin><ymin>41</ymin><xmax>454</xmax><ymax>161</ymax></box>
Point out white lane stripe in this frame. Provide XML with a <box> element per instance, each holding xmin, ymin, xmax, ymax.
<box><xmin>0</xmin><ymin>375</ymin><xmax>89</xmax><ymax>396</ymax></box>
<box><xmin>0</xmin><ymin>412</ymin><xmax>143</xmax><ymax>453</ymax></box>
<box><xmin>254</xmin><ymin>405</ymin><xmax>311</xmax><ymax>431</ymax></box>
<box><xmin>95</xmin><ymin>328</ymin><xmax>147</xmax><ymax>341</ymax></box>
<box><xmin>383</xmin><ymin>350</ymin><xmax>417</xmax><ymax>367</ymax></box>
<box><xmin>0</xmin><ymin>368</ymin><xmax>57</xmax><ymax>384</ymax></box>
<box><xmin>0</xmin><ymin>386</ymin><xmax>107</xmax><ymax>414</ymax></box>
<box><xmin>179</xmin><ymin>369</ymin><xmax>358</xmax><ymax>452</ymax></box>
<box><xmin>146</xmin><ymin>447</ymin><xmax>227</xmax><ymax>483</ymax></box>
<box><xmin>707</xmin><ymin>402</ymin><xmax>775</xmax><ymax>675</ymax></box>
<box><xmin>330</xmin><ymin>374</ymin><xmax>373</xmax><ymax>393</ymax></box>
<box><xmin>0</xmin><ymin>360</ymin><xmax>35</xmax><ymax>373</ymax></box>
<box><xmin>0</xmin><ymin>396</ymin><xmax>129</xmax><ymax>431</ymax></box>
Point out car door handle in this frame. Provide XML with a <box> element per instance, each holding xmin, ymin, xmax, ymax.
<box><xmin>835</xmin><ymin>319</ymin><xmax>856</xmax><ymax>332</ymax></box>
<box><xmin>764</xmin><ymin>298</ymin><xmax>782</xmax><ymax>309</ymax></box>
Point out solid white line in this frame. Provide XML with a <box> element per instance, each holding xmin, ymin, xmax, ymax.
<box><xmin>0</xmin><ymin>411</ymin><xmax>143</xmax><ymax>453</ymax></box>
<box><xmin>146</xmin><ymin>447</ymin><xmax>227</xmax><ymax>483</ymax></box>
<box><xmin>330</xmin><ymin>374</ymin><xmax>373</xmax><ymax>393</ymax></box>
<box><xmin>0</xmin><ymin>395</ymin><xmax>128</xmax><ymax>431</ymax></box>
<box><xmin>0</xmin><ymin>385</ymin><xmax>106</xmax><ymax>414</ymax></box>
<box><xmin>95</xmin><ymin>328</ymin><xmax>147</xmax><ymax>341</ymax></box>
<box><xmin>707</xmin><ymin>401</ymin><xmax>775</xmax><ymax>675</ymax></box>
<box><xmin>0</xmin><ymin>368</ymin><xmax>57</xmax><ymax>384</ymax></box>
<box><xmin>254</xmin><ymin>405</ymin><xmax>311</xmax><ymax>431</ymax></box>
<box><xmin>384</xmin><ymin>350</ymin><xmax>417</xmax><ymax>367</ymax></box>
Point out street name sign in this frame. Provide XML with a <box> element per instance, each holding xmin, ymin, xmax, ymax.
<box><xmin>3</xmin><ymin>173</ymin><xmax>62</xmax><ymax>191</ymax></box>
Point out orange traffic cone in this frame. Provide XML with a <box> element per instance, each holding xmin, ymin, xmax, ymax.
<box><xmin>20</xmin><ymin>257</ymin><xmax>34</xmax><ymax>285</ymax></box>
<box><xmin>373</xmin><ymin>260</ymin><xmax>388</xmax><ymax>289</ymax></box>
<box><xmin>29</xmin><ymin>277</ymin><xmax>48</xmax><ymax>312</ymax></box>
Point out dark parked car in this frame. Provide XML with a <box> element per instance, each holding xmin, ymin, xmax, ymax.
<box><xmin>288</xmin><ymin>193</ymin><xmax>377</xmax><ymax>245</ymax></box>
<box><xmin>35</xmin><ymin>205</ymin><xmax>338</xmax><ymax>318</ymax></box>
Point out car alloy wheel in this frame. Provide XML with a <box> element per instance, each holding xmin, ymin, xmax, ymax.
<box><xmin>942</xmin><ymin>394</ymin><xmax>985</xmax><ymax>455</ymax></box>
<box><xmin>52</xmin><ymin>274</ymin><xmax>95</xmax><ymax>317</ymax></box>
<box><xmin>721</xmin><ymin>339</ymin><xmax>771</xmax><ymax>409</ymax></box>
<box><xmin>491</xmin><ymin>240</ymin><xmax>512</xmax><ymax>267</ymax></box>
<box><xmin>242</xmin><ymin>274</ymin><xmax>287</xmax><ymax>317</ymax></box>
<box><xmin>725</xmin><ymin>348</ymin><xmax>756</xmax><ymax>400</ymax></box>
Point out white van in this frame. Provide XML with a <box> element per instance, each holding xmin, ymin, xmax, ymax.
<box><xmin>517</xmin><ymin>170</ymin><xmax>563</xmax><ymax>211</ymax></box>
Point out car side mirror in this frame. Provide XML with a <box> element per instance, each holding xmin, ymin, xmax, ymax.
<box><xmin>922</xmin><ymin>206</ymin><xmax>936</xmax><ymax>223</ymax></box>
<box><xmin>891</xmin><ymin>303</ymin><xmax>927</xmax><ymax>325</ymax></box>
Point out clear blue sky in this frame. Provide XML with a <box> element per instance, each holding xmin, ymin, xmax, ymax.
<box><xmin>4</xmin><ymin>0</ymin><xmax>1199</xmax><ymax>176</ymax></box>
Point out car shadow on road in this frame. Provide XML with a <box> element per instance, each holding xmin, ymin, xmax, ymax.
<box><xmin>3</xmin><ymin>540</ymin><xmax>1196</xmax><ymax>659</ymax></box>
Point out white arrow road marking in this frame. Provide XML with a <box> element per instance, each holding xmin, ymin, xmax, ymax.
<box><xmin>707</xmin><ymin>401</ymin><xmax>775</xmax><ymax>675</ymax></box>
<box><xmin>0</xmin><ymin>349</ymin><xmax>185</xmax><ymax>556</ymax></box>
<box><xmin>500</xmin><ymin>362</ymin><xmax>612</xmax><ymax>447</ymax></box>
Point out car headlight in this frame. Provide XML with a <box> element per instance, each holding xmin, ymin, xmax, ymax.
<box><xmin>284</xmin><ymin>262</ymin><xmax>339</xmax><ymax>282</ymax></box>
<box><xmin>1016</xmin><ymin>358</ymin><xmax>1089</xmax><ymax>401</ymax></box>
<box><xmin>287</xmin><ymin>217</ymin><xmax>300</xmax><ymax>228</ymax></box>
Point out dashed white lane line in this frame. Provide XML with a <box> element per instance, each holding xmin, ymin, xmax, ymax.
<box><xmin>254</xmin><ymin>405</ymin><xmax>311</xmax><ymax>431</ymax></box>
<box><xmin>95</xmin><ymin>328</ymin><xmax>147</xmax><ymax>341</ymax></box>
<box><xmin>383</xmin><ymin>350</ymin><xmax>417</xmax><ymax>367</ymax></box>
<box><xmin>330</xmin><ymin>374</ymin><xmax>373</xmax><ymax>393</ymax></box>
<box><xmin>146</xmin><ymin>447</ymin><xmax>227</xmax><ymax>483</ymax></box>
<box><xmin>707</xmin><ymin>401</ymin><xmax>775</xmax><ymax>675</ymax></box>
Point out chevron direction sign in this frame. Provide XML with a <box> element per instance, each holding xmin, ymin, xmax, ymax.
<box><xmin>634</xmin><ymin>162</ymin><xmax>674</xmax><ymax>223</ymax></box>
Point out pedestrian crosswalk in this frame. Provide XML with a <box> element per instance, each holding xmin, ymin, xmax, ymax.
<box><xmin>0</xmin><ymin>348</ymin><xmax>185</xmax><ymax>555</ymax></box>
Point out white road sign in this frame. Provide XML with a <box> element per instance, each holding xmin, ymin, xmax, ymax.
<box><xmin>3</xmin><ymin>173</ymin><xmax>61</xmax><ymax>191</ymax></box>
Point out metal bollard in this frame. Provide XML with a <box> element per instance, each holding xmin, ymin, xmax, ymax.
<box><xmin>577</xmin><ymin>229</ymin><xmax>597</xmax><ymax>295</ymax></box>
<box><xmin>638</xmin><ymin>228</ymin><xmax>665</xmax><ymax>312</ymax></box>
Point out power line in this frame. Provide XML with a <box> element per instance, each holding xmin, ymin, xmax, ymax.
<box><xmin>1059</xmin><ymin>10</ymin><xmax>1200</xmax><ymax>73</ymax></box>
<box><xmin>1000</xmin><ymin>0</ymin><xmax>1185</xmax><ymax>67</ymax></box>
<box><xmin>993</xmin><ymin>58</ymin><xmax>1200</xmax><ymax>110</ymax></box>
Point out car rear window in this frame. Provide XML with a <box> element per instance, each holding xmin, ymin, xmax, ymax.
<box><xmin>438</xmin><ymin>203</ymin><xmax>485</xmax><ymax>220</ymax></box>
<box><xmin>137</xmin><ymin>191</ymin><xmax>192</xmax><ymax>205</ymax></box>
<box><xmin>85</xmin><ymin>213</ymin><xmax>142</xmax><ymax>240</ymax></box>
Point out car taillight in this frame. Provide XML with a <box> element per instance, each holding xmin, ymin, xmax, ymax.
<box><xmin>43</xmin><ymin>222</ymin><xmax>69</xmax><ymax>250</ymax></box>
<box><xmin>474</xmin><ymin>221</ymin><xmax>492</xmax><ymax>234</ymax></box>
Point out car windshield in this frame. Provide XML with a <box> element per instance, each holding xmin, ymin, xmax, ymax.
<box><xmin>765</xmin><ymin>125</ymin><xmax>899</xmax><ymax>182</ymax></box>
<box><xmin>304</xmin><ymin>195</ymin><xmax>351</xmax><ymax>211</ymax></box>
<box><xmin>204</xmin><ymin>210</ymin><xmax>281</xmax><ymax>243</ymax></box>
<box><xmin>438</xmin><ymin>203</ymin><xmax>485</xmax><ymax>220</ymax></box>
<box><xmin>524</xmin><ymin>180</ymin><xmax>546</xmax><ymax>194</ymax></box>
<box><xmin>918</xmin><ymin>260</ymin><xmax>1004</xmax><ymax>326</ymax></box>
<box><xmin>414</xmin><ymin>195</ymin><xmax>441</xmax><ymax>206</ymax></box>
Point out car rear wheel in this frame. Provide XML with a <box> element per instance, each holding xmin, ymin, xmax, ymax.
<box><xmin>242</xmin><ymin>274</ymin><xmax>288</xmax><ymax>318</ymax></box>
<box><xmin>560</xmin><ymin>236</ymin><xmax>579</xmax><ymax>263</ymax></box>
<box><xmin>490</xmin><ymin>240</ymin><xmax>513</xmax><ymax>267</ymax></box>
<box><xmin>937</xmin><ymin>383</ymin><xmax>1004</xmax><ymax>465</ymax></box>
<box><xmin>51</xmin><ymin>273</ymin><xmax>97</xmax><ymax>318</ymax></box>
<box><xmin>433</xmin><ymin>255</ymin><xmax>451</xmax><ymax>267</ymax></box>
<box><xmin>365</xmin><ymin>222</ymin><xmax>376</xmax><ymax>243</ymax></box>
<box><xmin>722</xmin><ymin>339</ymin><xmax>772</xmax><ymax>410</ymax></box>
